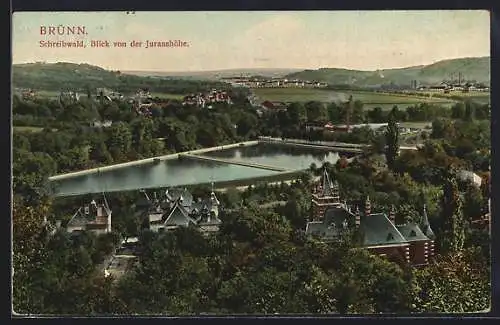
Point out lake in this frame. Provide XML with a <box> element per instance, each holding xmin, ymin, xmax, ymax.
<box><xmin>49</xmin><ymin>142</ymin><xmax>353</xmax><ymax>197</ymax></box>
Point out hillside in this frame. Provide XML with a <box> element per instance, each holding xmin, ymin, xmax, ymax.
<box><xmin>12</xmin><ymin>62</ymin><xmax>227</xmax><ymax>94</ymax></box>
<box><xmin>123</xmin><ymin>68</ymin><xmax>301</xmax><ymax>80</ymax></box>
<box><xmin>285</xmin><ymin>57</ymin><xmax>490</xmax><ymax>87</ymax></box>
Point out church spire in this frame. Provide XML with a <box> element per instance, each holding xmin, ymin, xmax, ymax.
<box><xmin>210</xmin><ymin>181</ymin><xmax>220</xmax><ymax>206</ymax></box>
<box><xmin>421</xmin><ymin>204</ymin><xmax>435</xmax><ymax>239</ymax></box>
<box><xmin>320</xmin><ymin>167</ymin><xmax>335</xmax><ymax>197</ymax></box>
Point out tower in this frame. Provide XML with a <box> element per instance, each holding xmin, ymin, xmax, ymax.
<box><xmin>311</xmin><ymin>167</ymin><xmax>341</xmax><ymax>220</ymax></box>
<box><xmin>421</xmin><ymin>204</ymin><xmax>435</xmax><ymax>260</ymax></box>
<box><xmin>420</xmin><ymin>204</ymin><xmax>434</xmax><ymax>239</ymax></box>
<box><xmin>355</xmin><ymin>206</ymin><xmax>361</xmax><ymax>227</ymax></box>
<box><xmin>389</xmin><ymin>204</ymin><xmax>396</xmax><ymax>225</ymax></box>
<box><xmin>103</xmin><ymin>193</ymin><xmax>112</xmax><ymax>233</ymax></box>
<box><xmin>210</xmin><ymin>181</ymin><xmax>220</xmax><ymax>217</ymax></box>
<box><xmin>364</xmin><ymin>196</ymin><xmax>371</xmax><ymax>216</ymax></box>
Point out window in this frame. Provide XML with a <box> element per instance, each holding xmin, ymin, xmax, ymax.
<box><xmin>410</xmin><ymin>230</ymin><xmax>417</xmax><ymax>237</ymax></box>
<box><xmin>387</xmin><ymin>233</ymin><xmax>394</xmax><ymax>241</ymax></box>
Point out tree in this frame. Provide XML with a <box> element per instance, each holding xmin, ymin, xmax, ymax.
<box><xmin>305</xmin><ymin>101</ymin><xmax>328</xmax><ymax>122</ymax></box>
<box><xmin>439</xmin><ymin>169</ymin><xmax>466</xmax><ymax>253</ymax></box>
<box><xmin>287</xmin><ymin>102</ymin><xmax>307</xmax><ymax>125</ymax></box>
<box><xmin>12</xmin><ymin>198</ymin><xmax>52</xmax><ymax>313</ymax></box>
<box><xmin>464</xmin><ymin>100</ymin><xmax>476</xmax><ymax>121</ymax></box>
<box><xmin>411</xmin><ymin>248</ymin><xmax>490</xmax><ymax>313</ymax></box>
<box><xmin>462</xmin><ymin>183</ymin><xmax>484</xmax><ymax>222</ymax></box>
<box><xmin>105</xmin><ymin>122</ymin><xmax>132</xmax><ymax>161</ymax></box>
<box><xmin>451</xmin><ymin>102</ymin><xmax>465</xmax><ymax>119</ymax></box>
<box><xmin>368</xmin><ymin>106</ymin><xmax>385</xmax><ymax>123</ymax></box>
<box><xmin>86</xmin><ymin>85</ymin><xmax>92</xmax><ymax>99</ymax></box>
<box><xmin>385</xmin><ymin>107</ymin><xmax>400</xmax><ymax>170</ymax></box>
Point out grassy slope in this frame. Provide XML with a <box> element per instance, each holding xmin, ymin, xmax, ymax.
<box><xmin>13</xmin><ymin>62</ymin><xmax>120</xmax><ymax>90</ymax></box>
<box><xmin>285</xmin><ymin>57</ymin><xmax>490</xmax><ymax>87</ymax></box>
<box><xmin>252</xmin><ymin>88</ymin><xmax>456</xmax><ymax>109</ymax></box>
<box><xmin>12</xmin><ymin>62</ymin><xmax>225</xmax><ymax>95</ymax></box>
<box><xmin>124</xmin><ymin>68</ymin><xmax>301</xmax><ymax>79</ymax></box>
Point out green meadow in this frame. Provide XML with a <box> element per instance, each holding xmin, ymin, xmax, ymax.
<box><xmin>252</xmin><ymin>88</ymin><xmax>458</xmax><ymax>110</ymax></box>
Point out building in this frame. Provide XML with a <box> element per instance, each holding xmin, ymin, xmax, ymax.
<box><xmin>306</xmin><ymin>168</ymin><xmax>435</xmax><ymax>266</ymax></box>
<box><xmin>66</xmin><ymin>196</ymin><xmax>112</xmax><ymax>235</ymax></box>
<box><xmin>21</xmin><ymin>89</ymin><xmax>37</xmax><ymax>100</ymax></box>
<box><xmin>182</xmin><ymin>90</ymin><xmax>231</xmax><ymax>108</ymax></box>
<box><xmin>458</xmin><ymin>170</ymin><xmax>482</xmax><ymax>188</ymax></box>
<box><xmin>90</xmin><ymin>120</ymin><xmax>113</xmax><ymax>128</ymax></box>
<box><xmin>137</xmin><ymin>185</ymin><xmax>222</xmax><ymax>234</ymax></box>
<box><xmin>59</xmin><ymin>90</ymin><xmax>80</xmax><ymax>102</ymax></box>
<box><xmin>260</xmin><ymin>100</ymin><xmax>288</xmax><ymax>112</ymax></box>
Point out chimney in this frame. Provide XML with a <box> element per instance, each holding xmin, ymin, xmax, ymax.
<box><xmin>365</xmin><ymin>196</ymin><xmax>371</xmax><ymax>216</ymax></box>
<box><xmin>389</xmin><ymin>205</ymin><xmax>396</xmax><ymax>225</ymax></box>
<box><xmin>107</xmin><ymin>210</ymin><xmax>112</xmax><ymax>233</ymax></box>
<box><xmin>56</xmin><ymin>220</ymin><xmax>62</xmax><ymax>228</ymax></box>
<box><xmin>355</xmin><ymin>206</ymin><xmax>361</xmax><ymax>227</ymax></box>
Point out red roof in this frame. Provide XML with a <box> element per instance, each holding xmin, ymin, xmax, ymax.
<box><xmin>261</xmin><ymin>101</ymin><xmax>275</xmax><ymax>109</ymax></box>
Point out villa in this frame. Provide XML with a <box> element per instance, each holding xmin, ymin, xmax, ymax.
<box><xmin>136</xmin><ymin>185</ymin><xmax>222</xmax><ymax>234</ymax></box>
<box><xmin>65</xmin><ymin>195</ymin><xmax>112</xmax><ymax>235</ymax></box>
<box><xmin>306</xmin><ymin>168</ymin><xmax>435</xmax><ymax>266</ymax></box>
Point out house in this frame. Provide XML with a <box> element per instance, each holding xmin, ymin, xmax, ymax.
<box><xmin>136</xmin><ymin>88</ymin><xmax>152</xmax><ymax>99</ymax></box>
<box><xmin>324</xmin><ymin>122</ymin><xmax>335</xmax><ymax>130</ymax></box>
<box><xmin>428</xmin><ymin>84</ymin><xmax>448</xmax><ymax>92</ymax></box>
<box><xmin>326</xmin><ymin>124</ymin><xmax>352</xmax><ymax>133</ymax></box>
<box><xmin>305</xmin><ymin>168</ymin><xmax>435</xmax><ymax>266</ymax></box>
<box><xmin>90</xmin><ymin>120</ymin><xmax>113</xmax><ymax>128</ymax></box>
<box><xmin>96</xmin><ymin>88</ymin><xmax>123</xmax><ymax>101</ymax></box>
<box><xmin>137</xmin><ymin>185</ymin><xmax>222</xmax><ymax>234</ymax></box>
<box><xmin>22</xmin><ymin>89</ymin><xmax>37</xmax><ymax>100</ymax></box>
<box><xmin>60</xmin><ymin>90</ymin><xmax>80</xmax><ymax>102</ymax></box>
<box><xmin>458</xmin><ymin>170</ymin><xmax>482</xmax><ymax>188</ymax></box>
<box><xmin>182</xmin><ymin>90</ymin><xmax>231</xmax><ymax>107</ymax></box>
<box><xmin>66</xmin><ymin>196</ymin><xmax>112</xmax><ymax>235</ymax></box>
<box><xmin>260</xmin><ymin>101</ymin><xmax>288</xmax><ymax>112</ymax></box>
<box><xmin>260</xmin><ymin>100</ymin><xmax>275</xmax><ymax>110</ymax></box>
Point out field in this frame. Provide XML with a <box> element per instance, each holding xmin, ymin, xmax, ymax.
<box><xmin>252</xmin><ymin>88</ymin><xmax>457</xmax><ymax>110</ymax></box>
<box><xmin>150</xmin><ymin>92</ymin><xmax>184</xmax><ymax>100</ymax></box>
<box><xmin>415</xmin><ymin>91</ymin><xmax>490</xmax><ymax>104</ymax></box>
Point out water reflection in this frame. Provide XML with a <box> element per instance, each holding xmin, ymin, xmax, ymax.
<box><xmin>203</xmin><ymin>143</ymin><xmax>352</xmax><ymax>171</ymax></box>
<box><xmin>50</xmin><ymin>143</ymin><xmax>355</xmax><ymax>196</ymax></box>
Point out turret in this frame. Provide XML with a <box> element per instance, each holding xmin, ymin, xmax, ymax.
<box><xmin>421</xmin><ymin>204</ymin><xmax>434</xmax><ymax>239</ymax></box>
<box><xmin>210</xmin><ymin>182</ymin><xmax>220</xmax><ymax>206</ymax></box>
<box><xmin>332</xmin><ymin>180</ymin><xmax>340</xmax><ymax>204</ymax></box>
<box><xmin>364</xmin><ymin>196</ymin><xmax>371</xmax><ymax>216</ymax></box>
<box><xmin>355</xmin><ymin>206</ymin><xmax>361</xmax><ymax>227</ymax></box>
<box><xmin>389</xmin><ymin>205</ymin><xmax>396</xmax><ymax>225</ymax></box>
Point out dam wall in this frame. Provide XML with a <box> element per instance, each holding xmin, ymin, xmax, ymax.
<box><xmin>179</xmin><ymin>153</ymin><xmax>289</xmax><ymax>172</ymax></box>
<box><xmin>48</xmin><ymin>141</ymin><xmax>259</xmax><ymax>181</ymax></box>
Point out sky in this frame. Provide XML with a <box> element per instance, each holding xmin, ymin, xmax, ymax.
<box><xmin>12</xmin><ymin>10</ymin><xmax>490</xmax><ymax>72</ymax></box>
